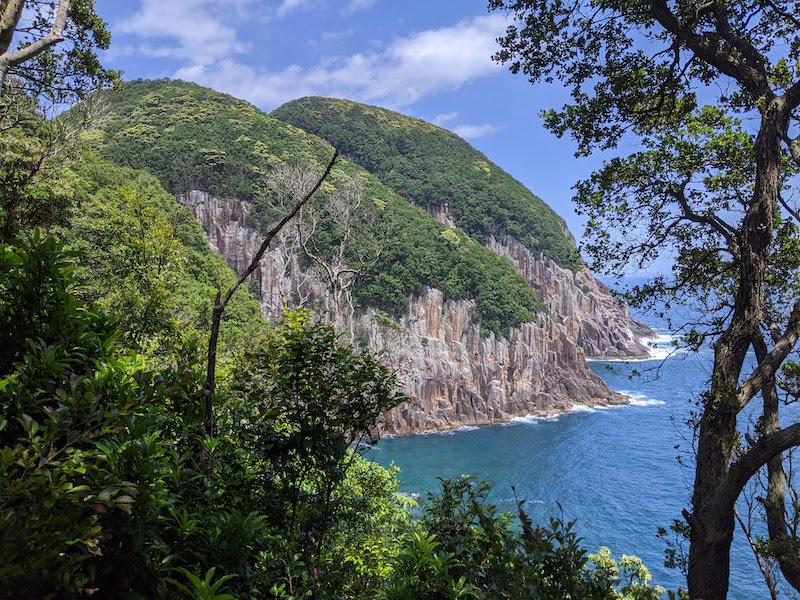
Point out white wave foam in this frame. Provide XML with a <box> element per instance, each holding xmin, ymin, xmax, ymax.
<box><xmin>593</xmin><ymin>404</ymin><xmax>623</xmax><ymax>411</ymax></box>
<box><xmin>418</xmin><ymin>424</ymin><xmax>481</xmax><ymax>436</ymax></box>
<box><xmin>455</xmin><ymin>425</ymin><xmax>480</xmax><ymax>432</ymax></box>
<box><xmin>644</xmin><ymin>346</ymin><xmax>687</xmax><ymax>361</ymax></box>
<box><xmin>569</xmin><ymin>404</ymin><xmax>597</xmax><ymax>414</ymax></box>
<box><xmin>640</xmin><ymin>333</ymin><xmax>690</xmax><ymax>361</ymax></box>
<box><xmin>644</xmin><ymin>333</ymin><xmax>677</xmax><ymax>344</ymax></box>
<box><xmin>589</xmin><ymin>333</ymin><xmax>688</xmax><ymax>363</ymax></box>
<box><xmin>628</xmin><ymin>397</ymin><xmax>667</xmax><ymax>407</ymax></box>
<box><xmin>617</xmin><ymin>390</ymin><xmax>666</xmax><ymax>407</ymax></box>
<box><xmin>513</xmin><ymin>404</ymin><xmax>605</xmax><ymax>424</ymax></box>
<box><xmin>512</xmin><ymin>413</ymin><xmax>560</xmax><ymax>425</ymax></box>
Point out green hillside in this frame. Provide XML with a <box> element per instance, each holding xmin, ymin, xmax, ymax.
<box><xmin>97</xmin><ymin>79</ymin><xmax>543</xmax><ymax>334</ymax></box>
<box><xmin>58</xmin><ymin>151</ymin><xmax>265</xmax><ymax>353</ymax></box>
<box><xmin>271</xmin><ymin>97</ymin><xmax>581</xmax><ymax>271</ymax></box>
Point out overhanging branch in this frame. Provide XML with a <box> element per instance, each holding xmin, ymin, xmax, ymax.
<box><xmin>0</xmin><ymin>0</ymin><xmax>71</xmax><ymax>96</ymax></box>
<box><xmin>649</xmin><ymin>0</ymin><xmax>770</xmax><ymax>99</ymax></box>
<box><xmin>711</xmin><ymin>422</ymin><xmax>800</xmax><ymax>518</ymax></box>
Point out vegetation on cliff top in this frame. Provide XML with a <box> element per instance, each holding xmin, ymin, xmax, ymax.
<box><xmin>271</xmin><ymin>96</ymin><xmax>582</xmax><ymax>271</ymax></box>
<box><xmin>98</xmin><ymin>79</ymin><xmax>544</xmax><ymax>334</ymax></box>
<box><xmin>57</xmin><ymin>152</ymin><xmax>265</xmax><ymax>354</ymax></box>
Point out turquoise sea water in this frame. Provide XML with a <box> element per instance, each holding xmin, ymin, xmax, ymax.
<box><xmin>369</xmin><ymin>327</ymin><xmax>775</xmax><ymax>599</ymax></box>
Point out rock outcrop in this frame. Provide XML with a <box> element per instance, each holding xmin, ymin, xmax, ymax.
<box><xmin>488</xmin><ymin>236</ymin><xmax>652</xmax><ymax>360</ymax></box>
<box><xmin>180</xmin><ymin>191</ymin><xmax>651</xmax><ymax>434</ymax></box>
<box><xmin>356</xmin><ymin>289</ymin><xmax>627</xmax><ymax>433</ymax></box>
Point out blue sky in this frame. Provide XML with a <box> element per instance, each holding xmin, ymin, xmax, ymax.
<box><xmin>94</xmin><ymin>0</ymin><xmax>608</xmax><ymax>248</ymax></box>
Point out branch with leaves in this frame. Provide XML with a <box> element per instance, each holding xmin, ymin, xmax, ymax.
<box><xmin>0</xmin><ymin>0</ymin><xmax>117</xmax><ymax>102</ymax></box>
<box><xmin>491</xmin><ymin>1</ymin><xmax>800</xmax><ymax>597</ymax></box>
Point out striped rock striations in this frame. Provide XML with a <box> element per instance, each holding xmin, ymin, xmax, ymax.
<box><xmin>181</xmin><ymin>191</ymin><xmax>651</xmax><ymax>434</ymax></box>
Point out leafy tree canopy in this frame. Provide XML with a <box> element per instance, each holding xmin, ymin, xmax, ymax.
<box><xmin>0</xmin><ymin>0</ymin><xmax>119</xmax><ymax>103</ymax></box>
<box><xmin>489</xmin><ymin>1</ymin><xmax>800</xmax><ymax>598</ymax></box>
<box><xmin>55</xmin><ymin>153</ymin><xmax>265</xmax><ymax>355</ymax></box>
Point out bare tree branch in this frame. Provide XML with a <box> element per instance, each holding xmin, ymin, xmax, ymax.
<box><xmin>203</xmin><ymin>149</ymin><xmax>339</xmax><ymax>436</ymax></box>
<box><xmin>734</xmin><ymin>506</ymin><xmax>780</xmax><ymax>600</ymax></box>
<box><xmin>674</xmin><ymin>179</ymin><xmax>738</xmax><ymax>252</ymax></box>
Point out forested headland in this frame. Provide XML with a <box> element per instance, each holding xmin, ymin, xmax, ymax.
<box><xmin>7</xmin><ymin>1</ymin><xmax>800</xmax><ymax>598</ymax></box>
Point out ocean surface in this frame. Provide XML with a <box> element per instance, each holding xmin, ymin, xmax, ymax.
<box><xmin>369</xmin><ymin>323</ymin><xmax>784</xmax><ymax>599</ymax></box>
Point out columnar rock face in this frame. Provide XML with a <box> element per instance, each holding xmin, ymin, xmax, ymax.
<box><xmin>181</xmin><ymin>191</ymin><xmax>327</xmax><ymax>315</ymax></box>
<box><xmin>356</xmin><ymin>290</ymin><xmax>626</xmax><ymax>433</ymax></box>
<box><xmin>181</xmin><ymin>191</ymin><xmax>650</xmax><ymax>434</ymax></box>
<box><xmin>488</xmin><ymin>237</ymin><xmax>653</xmax><ymax>360</ymax></box>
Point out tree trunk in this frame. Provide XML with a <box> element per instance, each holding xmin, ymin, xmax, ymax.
<box><xmin>0</xmin><ymin>61</ymin><xmax>9</xmax><ymax>98</ymax></box>
<box><xmin>204</xmin><ymin>292</ymin><xmax>222</xmax><ymax>436</ymax></box>
<box><xmin>687</xmin><ymin>99</ymin><xmax>785</xmax><ymax>599</ymax></box>
<box><xmin>753</xmin><ymin>333</ymin><xmax>800</xmax><ymax>591</ymax></box>
<box><xmin>687</xmin><ymin>388</ymin><xmax>740</xmax><ymax>599</ymax></box>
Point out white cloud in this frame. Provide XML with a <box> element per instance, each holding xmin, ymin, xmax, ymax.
<box><xmin>342</xmin><ymin>0</ymin><xmax>376</xmax><ymax>16</ymax></box>
<box><xmin>175</xmin><ymin>14</ymin><xmax>507</xmax><ymax>110</ymax></box>
<box><xmin>277</xmin><ymin>0</ymin><xmax>374</xmax><ymax>18</ymax></box>
<box><xmin>321</xmin><ymin>29</ymin><xmax>356</xmax><ymax>42</ymax></box>
<box><xmin>276</xmin><ymin>0</ymin><xmax>310</xmax><ymax>18</ymax></box>
<box><xmin>116</xmin><ymin>0</ymin><xmax>250</xmax><ymax>66</ymax></box>
<box><xmin>451</xmin><ymin>123</ymin><xmax>503</xmax><ymax>139</ymax></box>
<box><xmin>431</xmin><ymin>112</ymin><xmax>502</xmax><ymax>139</ymax></box>
<box><xmin>174</xmin><ymin>60</ymin><xmax>312</xmax><ymax>107</ymax></box>
<box><xmin>432</xmin><ymin>112</ymin><xmax>460</xmax><ymax>126</ymax></box>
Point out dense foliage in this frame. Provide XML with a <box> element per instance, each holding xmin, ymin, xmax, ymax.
<box><xmin>56</xmin><ymin>153</ymin><xmax>264</xmax><ymax>354</ymax></box>
<box><xmin>0</xmin><ymin>12</ymin><xmax>668</xmax><ymax>599</ymax></box>
<box><xmin>0</xmin><ymin>0</ymin><xmax>119</xmax><ymax>103</ymax></box>
<box><xmin>100</xmin><ymin>79</ymin><xmax>323</xmax><ymax>202</ymax></box>
<box><xmin>0</xmin><ymin>87</ymin><xmax>85</xmax><ymax>240</ymax></box>
<box><xmin>0</xmin><ymin>232</ymin><xmax>403</xmax><ymax>598</ymax></box>
<box><xmin>97</xmin><ymin>79</ymin><xmax>543</xmax><ymax>335</ymax></box>
<box><xmin>271</xmin><ymin>97</ymin><xmax>581</xmax><ymax>271</ymax></box>
<box><xmin>0</xmin><ymin>233</ymin><xmax>665</xmax><ymax>598</ymax></box>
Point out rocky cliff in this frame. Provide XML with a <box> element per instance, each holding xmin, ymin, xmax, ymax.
<box><xmin>489</xmin><ymin>236</ymin><xmax>652</xmax><ymax>360</ymax></box>
<box><xmin>181</xmin><ymin>191</ymin><xmax>650</xmax><ymax>434</ymax></box>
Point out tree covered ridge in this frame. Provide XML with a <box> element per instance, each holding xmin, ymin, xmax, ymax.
<box><xmin>271</xmin><ymin>96</ymin><xmax>582</xmax><ymax>271</ymax></box>
<box><xmin>96</xmin><ymin>79</ymin><xmax>544</xmax><ymax>335</ymax></box>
